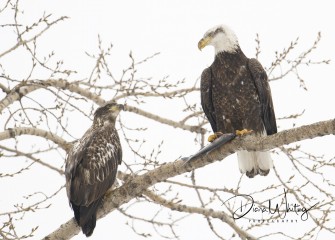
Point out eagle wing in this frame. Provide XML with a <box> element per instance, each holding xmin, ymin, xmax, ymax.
<box><xmin>200</xmin><ymin>67</ymin><xmax>218</xmax><ymax>132</ymax></box>
<box><xmin>65</xmin><ymin>125</ymin><xmax>122</xmax><ymax>206</ymax></box>
<box><xmin>248</xmin><ymin>58</ymin><xmax>277</xmax><ymax>135</ymax></box>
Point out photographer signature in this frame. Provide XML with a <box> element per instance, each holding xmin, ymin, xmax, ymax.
<box><xmin>224</xmin><ymin>189</ymin><xmax>318</xmax><ymax>221</ymax></box>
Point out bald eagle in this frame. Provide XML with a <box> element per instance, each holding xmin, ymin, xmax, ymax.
<box><xmin>198</xmin><ymin>25</ymin><xmax>277</xmax><ymax>178</ymax></box>
<box><xmin>65</xmin><ymin>103</ymin><xmax>123</xmax><ymax>236</ymax></box>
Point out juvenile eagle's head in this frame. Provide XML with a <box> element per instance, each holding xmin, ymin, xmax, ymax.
<box><xmin>94</xmin><ymin>102</ymin><xmax>124</xmax><ymax>125</ymax></box>
<box><xmin>198</xmin><ymin>24</ymin><xmax>239</xmax><ymax>54</ymax></box>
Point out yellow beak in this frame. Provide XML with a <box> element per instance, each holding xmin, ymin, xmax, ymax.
<box><xmin>198</xmin><ymin>36</ymin><xmax>212</xmax><ymax>50</ymax></box>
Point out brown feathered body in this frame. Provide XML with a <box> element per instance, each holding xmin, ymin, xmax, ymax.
<box><xmin>65</xmin><ymin>104</ymin><xmax>122</xmax><ymax>236</ymax></box>
<box><xmin>201</xmin><ymin>48</ymin><xmax>276</xmax><ymax>135</ymax></box>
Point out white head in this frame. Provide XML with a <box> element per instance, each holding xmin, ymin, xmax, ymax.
<box><xmin>198</xmin><ymin>24</ymin><xmax>239</xmax><ymax>54</ymax></box>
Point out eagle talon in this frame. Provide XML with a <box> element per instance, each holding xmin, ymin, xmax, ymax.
<box><xmin>235</xmin><ymin>129</ymin><xmax>253</xmax><ymax>136</ymax></box>
<box><xmin>208</xmin><ymin>132</ymin><xmax>224</xmax><ymax>142</ymax></box>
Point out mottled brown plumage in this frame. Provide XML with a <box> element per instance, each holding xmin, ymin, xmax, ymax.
<box><xmin>199</xmin><ymin>25</ymin><xmax>277</xmax><ymax>177</ymax></box>
<box><xmin>65</xmin><ymin>103</ymin><xmax>123</xmax><ymax>236</ymax></box>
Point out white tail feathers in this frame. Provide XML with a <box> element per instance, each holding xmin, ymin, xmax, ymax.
<box><xmin>237</xmin><ymin>150</ymin><xmax>273</xmax><ymax>178</ymax></box>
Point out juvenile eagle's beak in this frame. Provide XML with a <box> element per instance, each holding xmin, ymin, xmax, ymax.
<box><xmin>118</xmin><ymin>104</ymin><xmax>124</xmax><ymax>111</ymax></box>
<box><xmin>198</xmin><ymin>36</ymin><xmax>212</xmax><ymax>50</ymax></box>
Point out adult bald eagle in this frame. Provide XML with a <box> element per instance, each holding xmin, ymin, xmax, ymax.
<box><xmin>65</xmin><ymin>103</ymin><xmax>123</xmax><ymax>236</ymax></box>
<box><xmin>198</xmin><ymin>25</ymin><xmax>277</xmax><ymax>178</ymax></box>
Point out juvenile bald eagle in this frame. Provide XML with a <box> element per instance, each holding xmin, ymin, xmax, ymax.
<box><xmin>65</xmin><ymin>103</ymin><xmax>123</xmax><ymax>236</ymax></box>
<box><xmin>198</xmin><ymin>25</ymin><xmax>277</xmax><ymax>178</ymax></box>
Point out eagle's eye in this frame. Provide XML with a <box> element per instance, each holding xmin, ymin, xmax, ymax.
<box><xmin>214</xmin><ymin>27</ymin><xmax>224</xmax><ymax>35</ymax></box>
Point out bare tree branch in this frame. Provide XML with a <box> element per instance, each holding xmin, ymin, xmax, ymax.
<box><xmin>0</xmin><ymin>79</ymin><xmax>205</xmax><ymax>134</ymax></box>
<box><xmin>0</xmin><ymin>127</ymin><xmax>70</xmax><ymax>151</ymax></box>
<box><xmin>1</xmin><ymin>4</ymin><xmax>333</xmax><ymax>238</ymax></box>
<box><xmin>0</xmin><ymin>144</ymin><xmax>64</xmax><ymax>175</ymax></box>
<box><xmin>0</xmin><ymin>16</ymin><xmax>68</xmax><ymax>58</ymax></box>
<box><xmin>143</xmin><ymin>190</ymin><xmax>256</xmax><ymax>240</ymax></box>
<box><xmin>125</xmin><ymin>105</ymin><xmax>205</xmax><ymax>134</ymax></box>
<box><xmin>43</xmin><ymin>119</ymin><xmax>335</xmax><ymax>239</ymax></box>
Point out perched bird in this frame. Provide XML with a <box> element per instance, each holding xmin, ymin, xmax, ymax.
<box><xmin>65</xmin><ymin>103</ymin><xmax>123</xmax><ymax>236</ymax></box>
<box><xmin>198</xmin><ymin>24</ymin><xmax>277</xmax><ymax>178</ymax></box>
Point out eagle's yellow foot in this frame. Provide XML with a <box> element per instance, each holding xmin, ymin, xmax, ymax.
<box><xmin>208</xmin><ymin>132</ymin><xmax>224</xmax><ymax>142</ymax></box>
<box><xmin>235</xmin><ymin>129</ymin><xmax>253</xmax><ymax>136</ymax></box>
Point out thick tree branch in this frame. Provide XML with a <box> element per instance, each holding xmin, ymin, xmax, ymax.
<box><xmin>0</xmin><ymin>127</ymin><xmax>71</xmax><ymax>151</ymax></box>
<box><xmin>43</xmin><ymin>119</ymin><xmax>335</xmax><ymax>239</ymax></box>
<box><xmin>0</xmin><ymin>79</ymin><xmax>105</xmax><ymax>112</ymax></box>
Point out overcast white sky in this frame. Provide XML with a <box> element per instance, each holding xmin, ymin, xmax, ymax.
<box><xmin>2</xmin><ymin>0</ymin><xmax>335</xmax><ymax>239</ymax></box>
<box><xmin>11</xmin><ymin>0</ymin><xmax>334</xmax><ymax>123</ymax></box>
